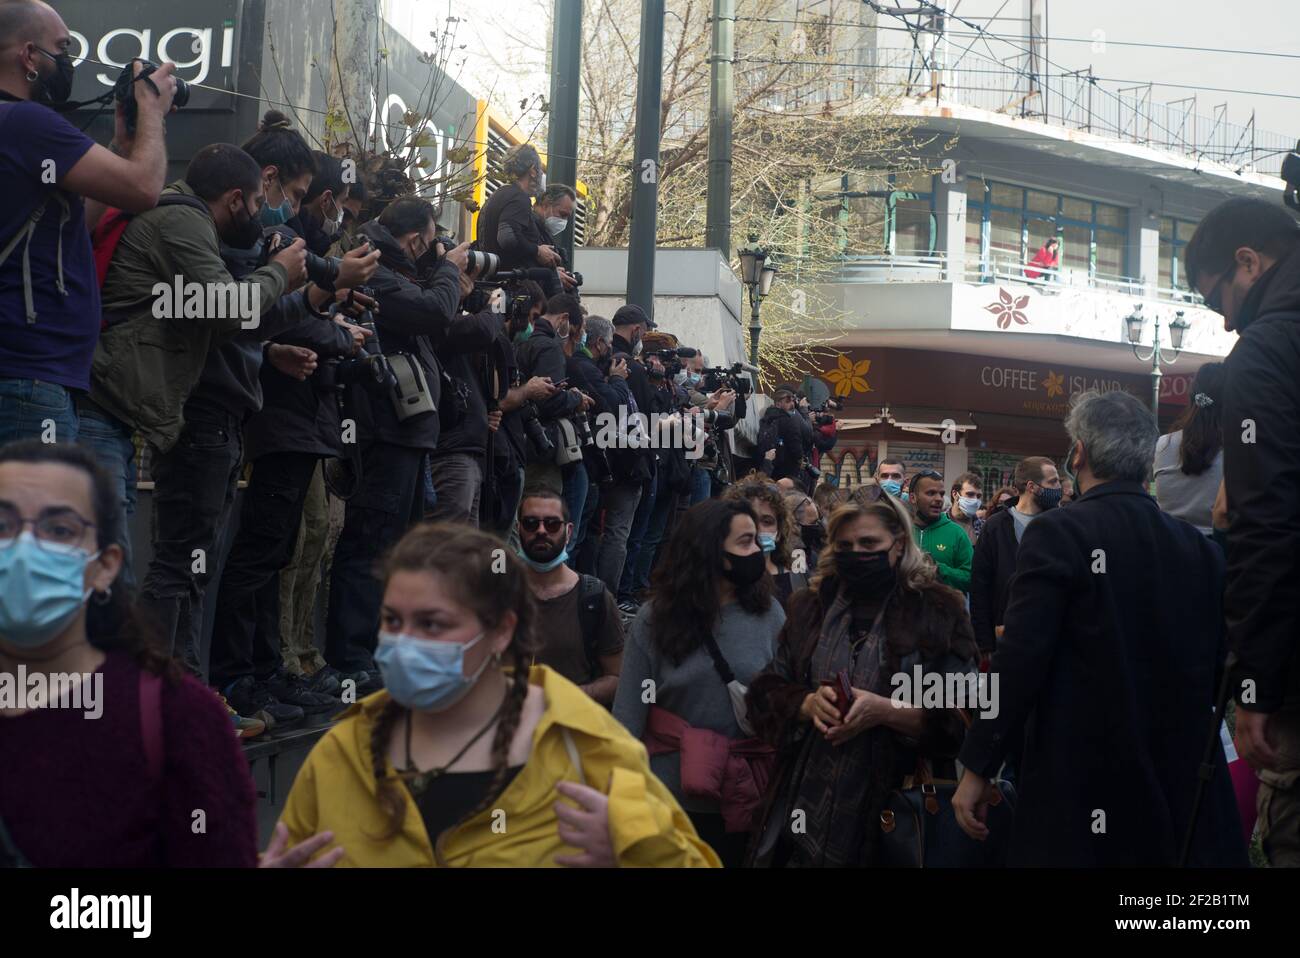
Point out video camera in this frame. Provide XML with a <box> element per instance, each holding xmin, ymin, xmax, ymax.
<box><xmin>261</xmin><ymin>225</ymin><xmax>341</xmax><ymax>291</ymax></box>
<box><xmin>810</xmin><ymin>396</ymin><xmax>843</xmax><ymax>426</ymax></box>
<box><xmin>648</xmin><ymin>346</ymin><xmax>698</xmax><ymax>380</ymax></box>
<box><xmin>701</xmin><ymin>362</ymin><xmax>754</xmax><ymax>399</ymax></box>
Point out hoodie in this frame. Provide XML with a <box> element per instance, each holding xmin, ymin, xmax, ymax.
<box><xmin>912</xmin><ymin>511</ymin><xmax>974</xmax><ymax>592</ymax></box>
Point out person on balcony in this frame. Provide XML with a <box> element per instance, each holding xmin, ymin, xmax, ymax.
<box><xmin>1024</xmin><ymin>237</ymin><xmax>1060</xmax><ymax>282</ymax></box>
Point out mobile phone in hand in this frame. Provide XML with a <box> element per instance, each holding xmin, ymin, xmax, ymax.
<box><xmin>821</xmin><ymin>669</ymin><xmax>853</xmax><ymax>718</ymax></box>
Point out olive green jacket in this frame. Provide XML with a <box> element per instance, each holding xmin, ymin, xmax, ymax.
<box><xmin>89</xmin><ymin>180</ymin><xmax>289</xmax><ymax>453</ymax></box>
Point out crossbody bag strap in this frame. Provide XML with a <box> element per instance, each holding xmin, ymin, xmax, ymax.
<box><xmin>700</xmin><ymin>634</ymin><xmax>736</xmax><ymax>685</ymax></box>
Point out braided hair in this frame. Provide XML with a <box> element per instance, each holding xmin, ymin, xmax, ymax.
<box><xmin>367</xmin><ymin>523</ymin><xmax>540</xmax><ymax>860</ymax></box>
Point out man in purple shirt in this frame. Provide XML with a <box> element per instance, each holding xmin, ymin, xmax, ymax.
<box><xmin>0</xmin><ymin>0</ymin><xmax>176</xmax><ymax>445</ymax></box>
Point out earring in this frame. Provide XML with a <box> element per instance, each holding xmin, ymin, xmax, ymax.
<box><xmin>26</xmin><ymin>70</ymin><xmax>38</xmax><ymax>82</ymax></box>
<box><xmin>93</xmin><ymin>586</ymin><xmax>112</xmax><ymax>606</ymax></box>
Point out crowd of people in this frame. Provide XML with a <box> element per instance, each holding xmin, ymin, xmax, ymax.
<box><xmin>2</xmin><ymin>0</ymin><xmax>1299</xmax><ymax>870</ymax></box>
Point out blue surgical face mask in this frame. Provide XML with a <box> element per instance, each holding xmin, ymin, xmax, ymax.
<box><xmin>879</xmin><ymin>478</ymin><xmax>902</xmax><ymax>497</ymax></box>
<box><xmin>374</xmin><ymin>630</ymin><xmax>492</xmax><ymax>712</ymax></box>
<box><xmin>259</xmin><ymin>176</ymin><xmax>294</xmax><ymax>226</ymax></box>
<box><xmin>0</xmin><ymin>533</ymin><xmax>99</xmax><ymax>648</ymax></box>
<box><xmin>758</xmin><ymin>532</ymin><xmax>777</xmax><ymax>554</ymax></box>
<box><xmin>518</xmin><ymin>546</ymin><xmax>569</xmax><ymax>573</ymax></box>
<box><xmin>579</xmin><ymin>330</ymin><xmax>588</xmax><ymax>348</ymax></box>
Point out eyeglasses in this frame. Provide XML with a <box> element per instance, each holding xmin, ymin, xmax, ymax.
<box><xmin>520</xmin><ymin>516</ymin><xmax>565</xmax><ymax>533</ymax></box>
<box><xmin>1203</xmin><ymin>265</ymin><xmax>1237</xmax><ymax>314</ymax></box>
<box><xmin>0</xmin><ymin>505</ymin><xmax>95</xmax><ymax>553</ymax></box>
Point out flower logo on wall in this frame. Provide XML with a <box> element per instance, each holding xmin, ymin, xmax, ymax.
<box><xmin>825</xmin><ymin>354</ymin><xmax>872</xmax><ymax>397</ymax></box>
<box><xmin>1043</xmin><ymin>370</ymin><xmax>1065</xmax><ymax>398</ymax></box>
<box><xmin>985</xmin><ymin>288</ymin><xmax>1030</xmax><ymax>328</ymax></box>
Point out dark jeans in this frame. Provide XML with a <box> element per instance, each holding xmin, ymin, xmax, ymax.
<box><xmin>595</xmin><ymin>480</ymin><xmax>642</xmax><ymax>594</ymax></box>
<box><xmin>209</xmin><ymin>452</ymin><xmax>320</xmax><ymax>690</ymax></box>
<box><xmin>570</xmin><ymin>481</ymin><xmax>601</xmax><ymax>573</ymax></box>
<box><xmin>427</xmin><ymin>452</ymin><xmax>482</xmax><ymax>526</ymax></box>
<box><xmin>689</xmin><ymin>464</ymin><xmax>713</xmax><ymax>505</ymax></box>
<box><xmin>140</xmin><ymin>405</ymin><xmax>244</xmax><ymax>676</ymax></box>
<box><xmin>325</xmin><ymin>441</ymin><xmax>426</xmax><ymax>672</ymax></box>
<box><xmin>629</xmin><ymin>476</ymin><xmax>675</xmax><ymax>595</ymax></box>
<box><xmin>74</xmin><ymin>399</ymin><xmax>138</xmax><ymax>593</ymax></box>
<box><xmin>563</xmin><ymin>460</ymin><xmax>589</xmax><ymax>549</ymax></box>
<box><xmin>0</xmin><ymin>378</ymin><xmax>78</xmax><ymax>445</ymax></box>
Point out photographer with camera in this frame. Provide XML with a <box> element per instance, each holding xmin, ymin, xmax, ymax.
<box><xmin>684</xmin><ymin>352</ymin><xmax>743</xmax><ymax>503</ymax></box>
<box><xmin>323</xmin><ymin>196</ymin><xmax>483</xmax><ymax>691</ymax></box>
<box><xmin>80</xmin><ymin>142</ymin><xmax>314</xmax><ymax>673</ymax></box>
<box><xmin>533</xmin><ymin>184</ymin><xmax>580</xmax><ymax>293</ymax></box>
<box><xmin>286</xmin><ymin>150</ymin><xmax>354</xmax><ymax>257</ymax></box>
<box><xmin>566</xmin><ymin>315</ymin><xmax>631</xmax><ymax>565</ymax></box>
<box><xmin>477</xmin><ymin>144</ymin><xmax>570</xmax><ymax>297</ymax></box>
<box><xmin>756</xmin><ymin>389</ymin><xmax>808</xmax><ymax>486</ymax></box>
<box><xmin>0</xmin><ymin>1</ymin><xmax>178</xmax><ymax>446</ymax></box>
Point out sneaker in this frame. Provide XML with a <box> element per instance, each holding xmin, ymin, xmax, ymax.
<box><xmin>304</xmin><ymin>665</ymin><xmax>342</xmax><ymax>697</ymax></box>
<box><xmin>265</xmin><ymin>671</ymin><xmax>344</xmax><ymax>716</ymax></box>
<box><xmin>224</xmin><ymin>676</ymin><xmax>304</xmax><ymax>731</ymax></box>
<box><xmin>617</xmin><ymin>598</ymin><xmax>640</xmax><ymax>616</ymax></box>
<box><xmin>221</xmin><ymin>695</ymin><xmax>266</xmax><ymax>740</ymax></box>
<box><xmin>339</xmin><ymin>668</ymin><xmax>383</xmax><ymax>696</ymax></box>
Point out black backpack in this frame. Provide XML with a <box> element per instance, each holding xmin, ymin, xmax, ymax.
<box><xmin>576</xmin><ymin>573</ymin><xmax>608</xmax><ymax>682</ymax></box>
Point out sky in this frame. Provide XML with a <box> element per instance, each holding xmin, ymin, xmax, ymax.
<box><xmin>384</xmin><ymin>0</ymin><xmax>1298</xmax><ymax>150</ymax></box>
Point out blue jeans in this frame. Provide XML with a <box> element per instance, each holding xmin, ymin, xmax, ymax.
<box><xmin>0</xmin><ymin>378</ymin><xmax>78</xmax><ymax>446</ymax></box>
<box><xmin>631</xmin><ymin>477</ymin><xmax>674</xmax><ymax>593</ymax></box>
<box><xmin>619</xmin><ymin>475</ymin><xmax>658</xmax><ymax>601</ymax></box>
<box><xmin>75</xmin><ymin>402</ymin><xmax>138</xmax><ymax>591</ymax></box>
<box><xmin>689</xmin><ymin>464</ymin><xmax>712</xmax><ymax>505</ymax></box>
<box><xmin>563</xmin><ymin>460</ymin><xmax>589</xmax><ymax>550</ymax></box>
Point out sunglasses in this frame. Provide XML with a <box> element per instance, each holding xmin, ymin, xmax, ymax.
<box><xmin>520</xmin><ymin>516</ymin><xmax>565</xmax><ymax>533</ymax></box>
<box><xmin>1204</xmin><ymin>264</ymin><xmax>1237</xmax><ymax>314</ymax></box>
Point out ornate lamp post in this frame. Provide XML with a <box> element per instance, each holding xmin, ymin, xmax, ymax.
<box><xmin>738</xmin><ymin>235</ymin><xmax>777</xmax><ymax>368</ymax></box>
<box><xmin>1126</xmin><ymin>305</ymin><xmax>1189</xmax><ymax>413</ymax></box>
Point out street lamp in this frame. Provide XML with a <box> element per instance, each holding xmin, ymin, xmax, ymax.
<box><xmin>738</xmin><ymin>235</ymin><xmax>776</xmax><ymax>367</ymax></box>
<box><xmin>1127</xmin><ymin>305</ymin><xmax>1188</xmax><ymax>413</ymax></box>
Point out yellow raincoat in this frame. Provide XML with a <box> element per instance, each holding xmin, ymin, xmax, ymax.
<box><xmin>279</xmin><ymin>665</ymin><xmax>720</xmax><ymax>867</ymax></box>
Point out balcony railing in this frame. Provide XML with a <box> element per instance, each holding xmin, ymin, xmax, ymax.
<box><xmin>838</xmin><ymin>252</ymin><xmax>1205</xmax><ymax>307</ymax></box>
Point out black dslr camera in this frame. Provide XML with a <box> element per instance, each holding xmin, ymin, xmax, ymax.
<box><xmin>115</xmin><ymin>59</ymin><xmax>190</xmax><ymax>135</ymax></box>
<box><xmin>701</xmin><ymin>363</ymin><xmax>754</xmax><ymax>399</ymax></box>
<box><xmin>324</xmin><ymin>286</ymin><xmax>398</xmax><ymax>397</ymax></box>
<box><xmin>261</xmin><ymin>225</ymin><xmax>341</xmax><ymax>291</ymax></box>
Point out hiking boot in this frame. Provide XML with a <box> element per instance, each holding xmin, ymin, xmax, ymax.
<box><xmin>220</xmin><ymin>695</ymin><xmax>266</xmax><ymax>740</ymax></box>
<box><xmin>265</xmin><ymin>671</ymin><xmax>344</xmax><ymax>715</ymax></box>
<box><xmin>304</xmin><ymin>665</ymin><xmax>342</xmax><ymax>697</ymax></box>
<box><xmin>223</xmin><ymin>676</ymin><xmax>304</xmax><ymax>731</ymax></box>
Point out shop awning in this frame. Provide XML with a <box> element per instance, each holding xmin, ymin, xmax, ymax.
<box><xmin>881</xmin><ymin>406</ymin><xmax>977</xmax><ymax>437</ymax></box>
<box><xmin>836</xmin><ymin>405</ymin><xmax>887</xmax><ymax>432</ymax></box>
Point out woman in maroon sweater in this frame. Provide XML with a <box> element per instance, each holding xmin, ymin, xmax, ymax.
<box><xmin>0</xmin><ymin>440</ymin><xmax>258</xmax><ymax>867</ymax></box>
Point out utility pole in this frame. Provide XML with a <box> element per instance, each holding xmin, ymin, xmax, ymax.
<box><xmin>705</xmin><ymin>0</ymin><xmax>734</xmax><ymax>255</ymax></box>
<box><xmin>626</xmin><ymin>0</ymin><xmax>665</xmax><ymax>320</ymax></box>
<box><xmin>326</xmin><ymin>0</ymin><xmax>378</xmax><ymax>155</ymax></box>
<box><xmin>546</xmin><ymin>0</ymin><xmax>583</xmax><ymax>264</ymax></box>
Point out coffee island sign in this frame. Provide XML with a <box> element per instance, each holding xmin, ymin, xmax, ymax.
<box><xmin>814</xmin><ymin>348</ymin><xmax>1162</xmax><ymax>421</ymax></box>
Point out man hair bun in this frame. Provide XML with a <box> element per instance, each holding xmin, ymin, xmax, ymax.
<box><xmin>259</xmin><ymin>110</ymin><xmax>293</xmax><ymax>132</ymax></box>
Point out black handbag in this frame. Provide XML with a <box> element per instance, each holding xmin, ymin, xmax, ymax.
<box><xmin>878</xmin><ymin>759</ymin><xmax>1017</xmax><ymax>868</ymax></box>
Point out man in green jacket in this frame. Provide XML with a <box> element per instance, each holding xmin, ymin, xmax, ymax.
<box><xmin>909</xmin><ymin>470</ymin><xmax>973</xmax><ymax>592</ymax></box>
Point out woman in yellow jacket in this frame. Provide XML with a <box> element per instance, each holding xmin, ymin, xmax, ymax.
<box><xmin>275</xmin><ymin>522</ymin><xmax>718</xmax><ymax>867</ymax></box>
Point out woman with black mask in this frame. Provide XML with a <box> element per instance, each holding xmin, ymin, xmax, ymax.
<box><xmin>613</xmin><ymin>498</ymin><xmax>786</xmax><ymax>865</ymax></box>
<box><xmin>745</xmin><ymin>489</ymin><xmax>978</xmax><ymax>867</ymax></box>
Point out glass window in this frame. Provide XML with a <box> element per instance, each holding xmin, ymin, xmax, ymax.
<box><xmin>1059</xmin><ymin>226</ymin><xmax>1090</xmax><ymax>277</ymax></box>
<box><xmin>894</xmin><ymin>198</ymin><xmax>934</xmax><ymax>255</ymax></box>
<box><xmin>990</xmin><ymin>182</ymin><xmax>1021</xmax><ymax>208</ymax></box>
<box><xmin>893</xmin><ymin>170</ymin><xmax>934</xmax><ymax>192</ymax></box>
<box><xmin>966</xmin><ymin>179</ymin><xmax>988</xmax><ymax>206</ymax></box>
<box><xmin>989</xmin><ymin>209</ymin><xmax>1021</xmax><ymax>267</ymax></box>
<box><xmin>1095</xmin><ymin>230</ymin><xmax>1125</xmax><ymax>279</ymax></box>
<box><xmin>1159</xmin><ymin>239</ymin><xmax>1174</xmax><ymax>290</ymax></box>
<box><xmin>1159</xmin><ymin>216</ymin><xmax>1175</xmax><ymax>242</ymax></box>
<box><xmin>1096</xmin><ymin>202</ymin><xmax>1128</xmax><ymax>230</ymax></box>
<box><xmin>966</xmin><ymin>210</ymin><xmax>983</xmax><ymax>264</ymax></box>
<box><xmin>1027</xmin><ymin>190</ymin><xmax>1058</xmax><ymax>215</ymax></box>
<box><xmin>1061</xmin><ymin>197</ymin><xmax>1092</xmax><ymax>221</ymax></box>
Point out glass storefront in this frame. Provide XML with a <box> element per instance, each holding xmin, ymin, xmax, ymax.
<box><xmin>1159</xmin><ymin>216</ymin><xmax>1199</xmax><ymax>292</ymax></box>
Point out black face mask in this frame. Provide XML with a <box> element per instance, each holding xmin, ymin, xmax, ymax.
<box><xmin>225</xmin><ymin>202</ymin><xmax>263</xmax><ymax>250</ymax></box>
<box><xmin>800</xmin><ymin>523</ymin><xmax>826</xmax><ymax>550</ymax></box>
<box><xmin>720</xmin><ymin>549</ymin><xmax>767</xmax><ymax>588</ymax></box>
<box><xmin>834</xmin><ymin>549</ymin><xmax>896</xmax><ymax>599</ymax></box>
<box><xmin>33</xmin><ymin>47</ymin><xmax>76</xmax><ymax>107</ymax></box>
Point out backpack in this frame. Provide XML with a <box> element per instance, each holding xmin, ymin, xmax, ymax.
<box><xmin>575</xmin><ymin>574</ymin><xmax>608</xmax><ymax>682</ymax></box>
<box><xmin>91</xmin><ymin>193</ymin><xmax>212</xmax><ymax>327</ymax></box>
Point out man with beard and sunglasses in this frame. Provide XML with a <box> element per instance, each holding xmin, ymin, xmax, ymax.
<box><xmin>0</xmin><ymin>0</ymin><xmax>178</xmax><ymax>446</ymax></box>
<box><xmin>515</xmin><ymin>488</ymin><xmax>624</xmax><ymax>705</ymax></box>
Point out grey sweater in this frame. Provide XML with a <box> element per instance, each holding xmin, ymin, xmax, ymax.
<box><xmin>1154</xmin><ymin>430</ymin><xmax>1222</xmax><ymax>535</ymax></box>
<box><xmin>612</xmin><ymin>598</ymin><xmax>786</xmax><ymax>814</ymax></box>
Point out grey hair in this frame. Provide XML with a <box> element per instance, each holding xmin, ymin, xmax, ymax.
<box><xmin>584</xmin><ymin>315</ymin><xmax>614</xmax><ymax>346</ymax></box>
<box><xmin>502</xmin><ymin>144</ymin><xmax>541</xmax><ymax>181</ymax></box>
<box><xmin>1064</xmin><ymin>389</ymin><xmax>1158</xmax><ymax>483</ymax></box>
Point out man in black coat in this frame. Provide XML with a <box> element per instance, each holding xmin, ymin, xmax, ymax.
<box><xmin>953</xmin><ymin>389</ymin><xmax>1246</xmax><ymax>866</ymax></box>
<box><xmin>475</xmin><ymin>144</ymin><xmax>571</xmax><ymax>297</ymax></box>
<box><xmin>1186</xmin><ymin>198</ymin><xmax>1300</xmax><ymax>865</ymax></box>
<box><xmin>758</xmin><ymin>389</ymin><xmax>806</xmax><ymax>483</ymax></box>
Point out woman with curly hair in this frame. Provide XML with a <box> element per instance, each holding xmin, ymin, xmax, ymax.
<box><xmin>979</xmin><ymin>485</ymin><xmax>1018</xmax><ymax>522</ymax></box>
<box><xmin>613</xmin><ymin>498</ymin><xmax>787</xmax><ymax>866</ymax></box>
<box><xmin>278</xmin><ymin>522</ymin><xmax>717</xmax><ymax>867</ymax></box>
<box><xmin>724</xmin><ymin>473</ymin><xmax>808</xmax><ymax>610</ymax></box>
<box><xmin>745</xmin><ymin>489</ymin><xmax>979</xmax><ymax>867</ymax></box>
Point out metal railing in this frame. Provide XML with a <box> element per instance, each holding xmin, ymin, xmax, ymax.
<box><xmin>869</xmin><ymin>47</ymin><xmax>1291</xmax><ymax>178</ymax></box>
<box><xmin>837</xmin><ymin>251</ymin><xmax>1205</xmax><ymax>306</ymax></box>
